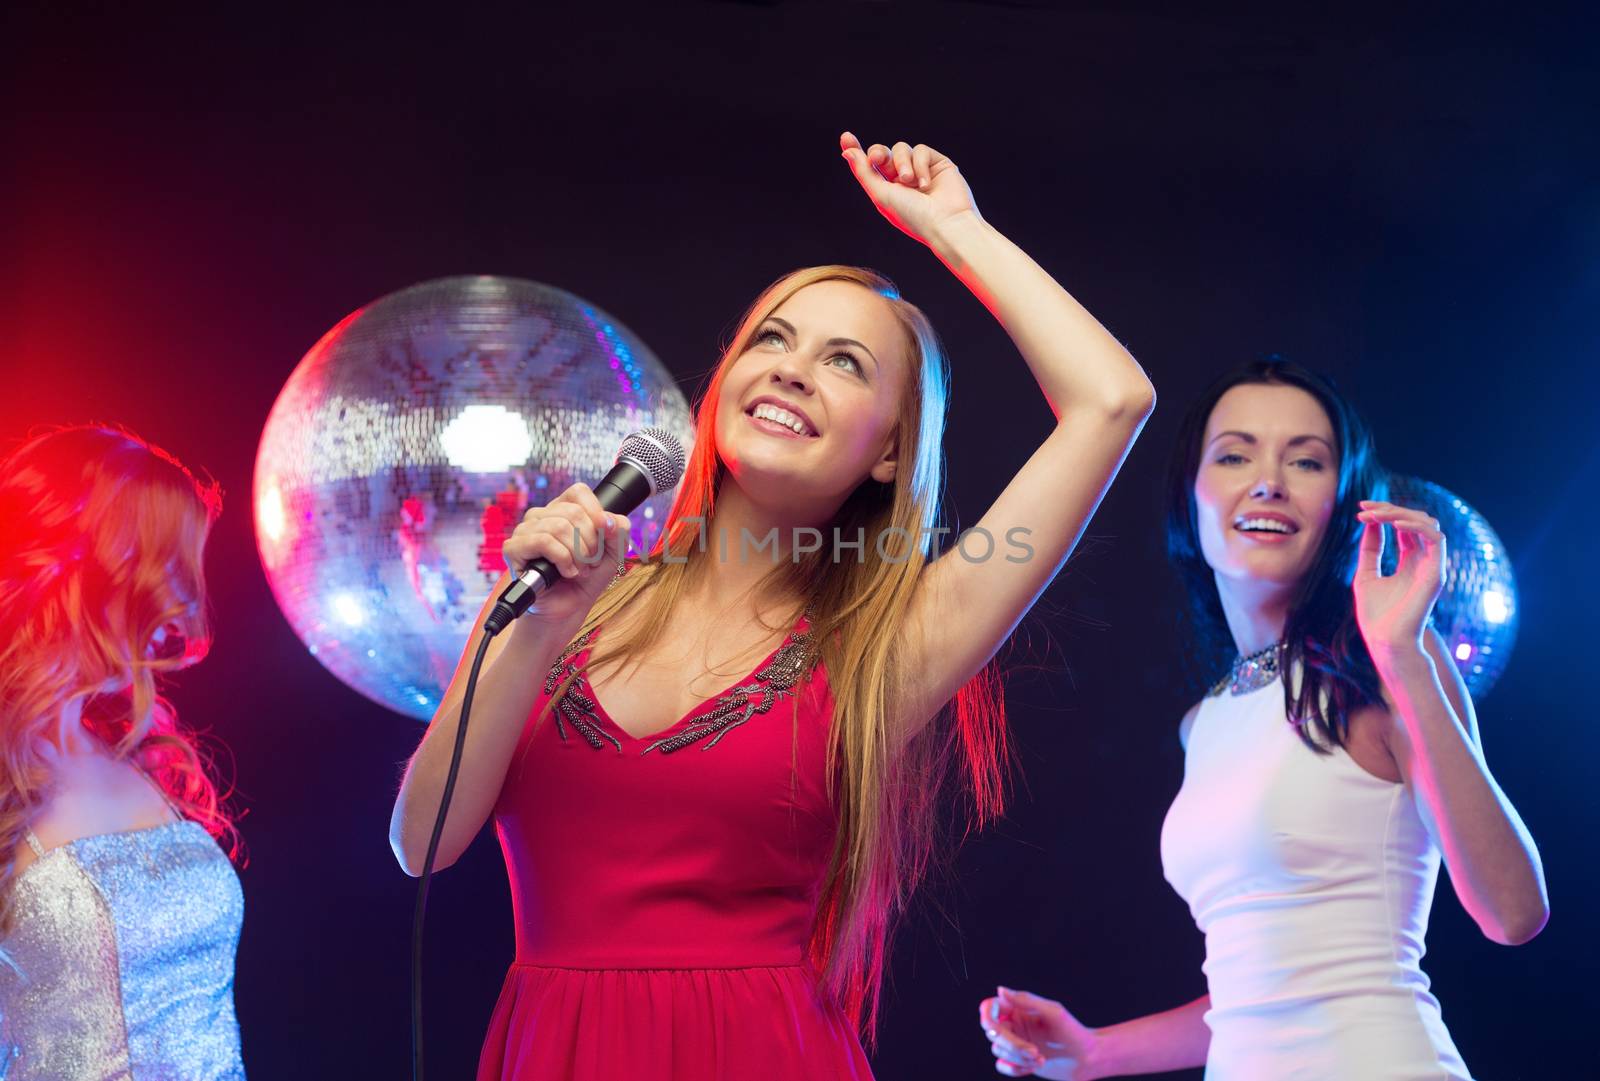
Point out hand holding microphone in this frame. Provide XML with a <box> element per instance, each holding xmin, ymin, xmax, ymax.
<box><xmin>484</xmin><ymin>428</ymin><xmax>686</xmax><ymax>635</ymax></box>
<box><xmin>498</xmin><ymin>488</ymin><xmax>632</xmax><ymax>627</ymax></box>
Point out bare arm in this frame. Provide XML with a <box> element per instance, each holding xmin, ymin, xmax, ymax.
<box><xmin>1377</xmin><ymin>628</ymin><xmax>1548</xmax><ymax>944</ymax></box>
<box><xmin>1355</xmin><ymin>500</ymin><xmax>1548</xmax><ymax>945</ymax></box>
<box><xmin>388</xmin><ymin>485</ymin><xmax>628</xmax><ymax>874</ymax></box>
<box><xmin>839</xmin><ymin>134</ymin><xmax>1156</xmax><ymax>732</ymax></box>
<box><xmin>388</xmin><ymin>589</ymin><xmax>581</xmax><ymax>875</ymax></box>
<box><xmin>981</xmin><ymin>988</ymin><xmax>1210</xmax><ymax>1078</ymax></box>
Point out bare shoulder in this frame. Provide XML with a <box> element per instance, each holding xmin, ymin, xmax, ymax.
<box><xmin>1178</xmin><ymin>700</ymin><xmax>1203</xmax><ymax>751</ymax></box>
<box><xmin>21</xmin><ymin>754</ymin><xmax>178</xmax><ymax>867</ymax></box>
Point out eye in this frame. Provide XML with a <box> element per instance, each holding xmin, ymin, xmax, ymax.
<box><xmin>1215</xmin><ymin>452</ymin><xmax>1247</xmax><ymax>465</ymax></box>
<box><xmin>753</xmin><ymin>328</ymin><xmax>787</xmax><ymax>348</ymax></box>
<box><xmin>1291</xmin><ymin>458</ymin><xmax>1326</xmax><ymax>472</ymax></box>
<box><xmin>826</xmin><ymin>351</ymin><xmax>864</xmax><ymax>375</ymax></box>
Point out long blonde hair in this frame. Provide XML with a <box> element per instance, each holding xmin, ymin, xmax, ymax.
<box><xmin>0</xmin><ymin>426</ymin><xmax>239</xmax><ymax>938</ymax></box>
<box><xmin>560</xmin><ymin>266</ymin><xmax>1008</xmax><ymax>1036</ymax></box>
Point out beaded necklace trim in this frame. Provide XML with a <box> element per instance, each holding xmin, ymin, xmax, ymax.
<box><xmin>543</xmin><ymin>626</ymin><xmax>816</xmax><ymax>755</ymax></box>
<box><xmin>1208</xmin><ymin>641</ymin><xmax>1283</xmax><ymax>698</ymax></box>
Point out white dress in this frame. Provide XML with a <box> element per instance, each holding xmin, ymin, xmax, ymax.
<box><xmin>1160</xmin><ymin>671</ymin><xmax>1471</xmax><ymax>1080</ymax></box>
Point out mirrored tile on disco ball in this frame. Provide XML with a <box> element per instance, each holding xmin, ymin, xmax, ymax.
<box><xmin>254</xmin><ymin>276</ymin><xmax>694</xmax><ymax>720</ymax></box>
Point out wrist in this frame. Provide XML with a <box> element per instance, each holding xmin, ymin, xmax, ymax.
<box><xmin>1079</xmin><ymin>1026</ymin><xmax>1114</xmax><ymax>1080</ymax></box>
<box><xmin>1367</xmin><ymin>639</ymin><xmax>1433</xmax><ymax>679</ymax></box>
<box><xmin>505</xmin><ymin>610</ymin><xmax>586</xmax><ymax>658</ymax></box>
<box><xmin>925</xmin><ymin>208</ymin><xmax>991</xmax><ymax>261</ymax></box>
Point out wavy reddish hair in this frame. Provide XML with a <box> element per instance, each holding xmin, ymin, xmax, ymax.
<box><xmin>0</xmin><ymin>426</ymin><xmax>239</xmax><ymax>937</ymax></box>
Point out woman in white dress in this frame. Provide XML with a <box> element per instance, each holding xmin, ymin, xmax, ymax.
<box><xmin>979</xmin><ymin>359</ymin><xmax>1547</xmax><ymax>1080</ymax></box>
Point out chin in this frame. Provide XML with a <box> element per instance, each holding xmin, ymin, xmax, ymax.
<box><xmin>1237</xmin><ymin>552</ymin><xmax>1312</xmax><ymax>587</ymax></box>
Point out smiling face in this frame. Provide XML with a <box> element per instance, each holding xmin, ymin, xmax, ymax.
<box><xmin>713</xmin><ymin>279</ymin><xmax>910</xmax><ymax>513</ymax></box>
<box><xmin>1194</xmin><ymin>383</ymin><xmax>1341</xmax><ymax>592</ymax></box>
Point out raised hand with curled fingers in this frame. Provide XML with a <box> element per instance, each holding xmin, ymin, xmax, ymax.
<box><xmin>979</xmin><ymin>987</ymin><xmax>1102</xmax><ymax>1079</ymax></box>
<box><xmin>838</xmin><ymin>131</ymin><xmax>981</xmax><ymax>247</ymax></box>
<box><xmin>1352</xmin><ymin>499</ymin><xmax>1445</xmax><ymax>662</ymax></box>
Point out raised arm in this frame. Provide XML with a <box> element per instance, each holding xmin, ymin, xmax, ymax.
<box><xmin>1354</xmin><ymin>500</ymin><xmax>1549</xmax><ymax>945</ymax></box>
<box><xmin>389</xmin><ymin>486</ymin><xmax>628</xmax><ymax>874</ymax></box>
<box><xmin>838</xmin><ymin>132</ymin><xmax>1156</xmax><ymax>730</ymax></box>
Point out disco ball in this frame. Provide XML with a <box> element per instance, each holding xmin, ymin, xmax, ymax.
<box><xmin>1381</xmin><ymin>475</ymin><xmax>1518</xmax><ymax>697</ymax></box>
<box><xmin>253</xmin><ymin>276</ymin><xmax>694</xmax><ymax>720</ymax></box>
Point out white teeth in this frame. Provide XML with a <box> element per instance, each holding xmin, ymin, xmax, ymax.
<box><xmin>752</xmin><ymin>402</ymin><xmax>810</xmax><ymax>435</ymax></box>
<box><xmin>1236</xmin><ymin>517</ymin><xmax>1294</xmax><ymax>534</ymax></box>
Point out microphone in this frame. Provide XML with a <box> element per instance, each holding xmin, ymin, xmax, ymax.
<box><xmin>482</xmin><ymin>427</ymin><xmax>686</xmax><ymax>636</ymax></box>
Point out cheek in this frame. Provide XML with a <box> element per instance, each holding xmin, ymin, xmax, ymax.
<box><xmin>1193</xmin><ymin>474</ymin><xmax>1231</xmax><ymax>549</ymax></box>
<box><xmin>1298</xmin><ymin>483</ymin><xmax>1339</xmax><ymax>550</ymax></box>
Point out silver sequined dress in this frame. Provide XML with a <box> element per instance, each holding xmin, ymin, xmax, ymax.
<box><xmin>0</xmin><ymin>821</ymin><xmax>246</xmax><ymax>1080</ymax></box>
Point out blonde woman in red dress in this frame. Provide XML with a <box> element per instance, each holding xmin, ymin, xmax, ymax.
<box><xmin>391</xmin><ymin>132</ymin><xmax>1157</xmax><ymax>1080</ymax></box>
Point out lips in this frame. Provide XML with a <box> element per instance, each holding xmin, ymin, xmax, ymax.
<box><xmin>743</xmin><ymin>395</ymin><xmax>819</xmax><ymax>438</ymax></box>
<box><xmin>1233</xmin><ymin>511</ymin><xmax>1299</xmax><ymax>535</ymax></box>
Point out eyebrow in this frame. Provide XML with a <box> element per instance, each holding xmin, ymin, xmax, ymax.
<box><xmin>1206</xmin><ymin>430</ymin><xmax>1335</xmax><ymax>452</ymax></box>
<box><xmin>762</xmin><ymin>317</ymin><xmax>880</xmax><ymax>373</ymax></box>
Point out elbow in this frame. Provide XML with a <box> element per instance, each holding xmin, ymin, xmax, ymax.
<box><xmin>1483</xmin><ymin>898</ymin><xmax>1550</xmax><ymax>947</ymax></box>
<box><xmin>390</xmin><ymin>827</ymin><xmax>424</xmax><ymax>877</ymax></box>
<box><xmin>1106</xmin><ymin>376</ymin><xmax>1157</xmax><ymax>424</ymax></box>
<box><xmin>390</xmin><ymin>817</ymin><xmax>454</xmax><ymax>878</ymax></box>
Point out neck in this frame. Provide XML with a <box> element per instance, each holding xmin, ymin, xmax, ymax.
<box><xmin>1214</xmin><ymin>572</ymin><xmax>1294</xmax><ymax>657</ymax></box>
<box><xmin>688</xmin><ymin>478</ymin><xmax>827</xmax><ymax>616</ymax></box>
<box><xmin>42</xmin><ymin>698</ymin><xmax>98</xmax><ymax>761</ymax></box>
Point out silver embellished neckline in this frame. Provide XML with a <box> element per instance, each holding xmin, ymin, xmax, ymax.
<box><xmin>1210</xmin><ymin>641</ymin><xmax>1283</xmax><ymax>697</ymax></box>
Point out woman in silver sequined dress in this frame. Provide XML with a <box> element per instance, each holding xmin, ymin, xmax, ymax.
<box><xmin>0</xmin><ymin>426</ymin><xmax>246</xmax><ymax>1080</ymax></box>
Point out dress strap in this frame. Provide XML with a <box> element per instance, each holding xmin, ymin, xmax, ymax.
<box><xmin>23</xmin><ymin>830</ymin><xmax>45</xmax><ymax>857</ymax></box>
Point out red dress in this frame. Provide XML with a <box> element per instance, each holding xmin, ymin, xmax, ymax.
<box><xmin>478</xmin><ymin>616</ymin><xmax>873</xmax><ymax>1080</ymax></box>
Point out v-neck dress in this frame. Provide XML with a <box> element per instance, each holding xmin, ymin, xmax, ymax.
<box><xmin>477</xmin><ymin>615</ymin><xmax>872</xmax><ymax>1080</ymax></box>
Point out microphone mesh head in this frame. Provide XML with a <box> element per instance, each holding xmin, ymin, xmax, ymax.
<box><xmin>617</xmin><ymin>428</ymin><xmax>687</xmax><ymax>494</ymax></box>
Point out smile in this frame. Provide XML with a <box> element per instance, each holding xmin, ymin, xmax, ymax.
<box><xmin>745</xmin><ymin>398</ymin><xmax>819</xmax><ymax>438</ymax></box>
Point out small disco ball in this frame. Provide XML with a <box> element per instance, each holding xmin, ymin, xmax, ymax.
<box><xmin>1381</xmin><ymin>475</ymin><xmax>1518</xmax><ymax>697</ymax></box>
<box><xmin>254</xmin><ymin>276</ymin><xmax>694</xmax><ymax>720</ymax></box>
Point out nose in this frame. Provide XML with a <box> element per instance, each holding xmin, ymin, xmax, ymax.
<box><xmin>769</xmin><ymin>357</ymin><xmax>813</xmax><ymax>395</ymax></box>
<box><xmin>1248</xmin><ymin>468</ymin><xmax>1286</xmax><ymax>502</ymax></box>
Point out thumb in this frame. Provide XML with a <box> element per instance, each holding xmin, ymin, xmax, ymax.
<box><xmin>997</xmin><ymin>986</ymin><xmax>1043</xmax><ymax>1009</ymax></box>
<box><xmin>1354</xmin><ymin>518</ymin><xmax>1383</xmax><ymax>582</ymax></box>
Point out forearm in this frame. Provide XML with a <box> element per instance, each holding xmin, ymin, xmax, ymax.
<box><xmin>925</xmin><ymin>212</ymin><xmax>1154</xmax><ymax>421</ymax></box>
<box><xmin>1085</xmin><ymin>995</ymin><xmax>1212</xmax><ymax>1079</ymax></box>
<box><xmin>1377</xmin><ymin>648</ymin><xmax>1548</xmax><ymax>943</ymax></box>
<box><xmin>389</xmin><ymin>617</ymin><xmax>576</xmax><ymax>873</ymax></box>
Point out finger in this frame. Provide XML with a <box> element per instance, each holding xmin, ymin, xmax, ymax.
<box><xmin>994</xmin><ymin>1059</ymin><xmax>1036</xmax><ymax>1077</ymax></box>
<box><xmin>558</xmin><ymin>482</ymin><xmax>611</xmax><ymax>540</ymax></box>
<box><xmin>506</xmin><ymin>525</ymin><xmax>578</xmax><ymax>578</ymax></box>
<box><xmin>605</xmin><ymin>513</ymin><xmax>632</xmax><ymax>563</ymax></box>
<box><xmin>1355</xmin><ymin>518</ymin><xmax>1384</xmax><ymax>581</ymax></box>
<box><xmin>542</xmin><ymin>503</ymin><xmax>604</xmax><ymax>566</ymax></box>
<box><xmin>1357</xmin><ymin>506</ymin><xmax>1439</xmax><ymax>532</ymax></box>
<box><xmin>912</xmin><ymin>143</ymin><xmax>932</xmax><ymax>188</ymax></box>
<box><xmin>921</xmin><ymin>142</ymin><xmax>954</xmax><ymax>175</ymax></box>
<box><xmin>891</xmin><ymin>141</ymin><xmax>915</xmax><ymax>184</ymax></box>
<box><xmin>997</xmin><ymin>987</ymin><xmax>1054</xmax><ymax>1011</ymax></box>
<box><xmin>1391</xmin><ymin>519</ymin><xmax>1445</xmax><ymax>548</ymax></box>
<box><xmin>839</xmin><ymin>130</ymin><xmax>863</xmax><ymax>154</ymax></box>
<box><xmin>866</xmin><ymin>143</ymin><xmax>897</xmax><ymax>182</ymax></box>
<box><xmin>841</xmin><ymin>142</ymin><xmax>896</xmax><ymax>198</ymax></box>
<box><xmin>991</xmin><ymin>1035</ymin><xmax>1040</xmax><ymax>1061</ymax></box>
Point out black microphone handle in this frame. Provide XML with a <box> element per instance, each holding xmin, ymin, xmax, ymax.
<box><xmin>483</xmin><ymin>461</ymin><xmax>654</xmax><ymax>634</ymax></box>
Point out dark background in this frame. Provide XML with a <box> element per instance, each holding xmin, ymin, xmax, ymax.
<box><xmin>3</xmin><ymin>4</ymin><xmax>1595</xmax><ymax>1078</ymax></box>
